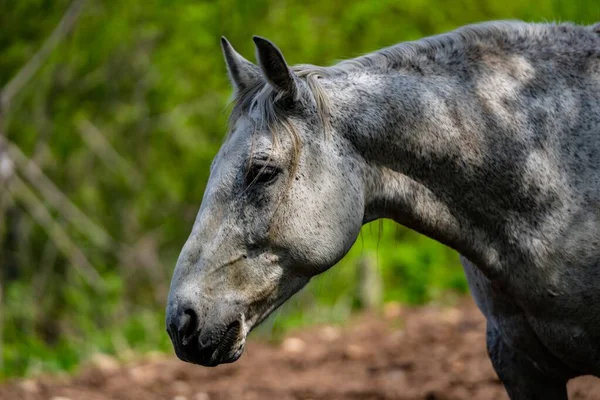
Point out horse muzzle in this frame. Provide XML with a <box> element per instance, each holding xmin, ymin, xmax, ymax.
<box><xmin>166</xmin><ymin>302</ymin><xmax>246</xmax><ymax>367</ymax></box>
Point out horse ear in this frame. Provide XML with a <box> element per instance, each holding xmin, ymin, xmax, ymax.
<box><xmin>253</xmin><ymin>36</ymin><xmax>297</xmax><ymax>96</ymax></box>
<box><xmin>221</xmin><ymin>37</ymin><xmax>260</xmax><ymax>93</ymax></box>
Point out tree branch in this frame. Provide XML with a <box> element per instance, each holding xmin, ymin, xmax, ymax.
<box><xmin>8</xmin><ymin>176</ymin><xmax>105</xmax><ymax>291</ymax></box>
<box><xmin>77</xmin><ymin>119</ymin><xmax>143</xmax><ymax>188</ymax></box>
<box><xmin>0</xmin><ymin>0</ymin><xmax>89</xmax><ymax>263</ymax></box>
<box><xmin>0</xmin><ymin>0</ymin><xmax>88</xmax><ymax>117</ymax></box>
<box><xmin>1</xmin><ymin>136</ymin><xmax>116</xmax><ymax>251</ymax></box>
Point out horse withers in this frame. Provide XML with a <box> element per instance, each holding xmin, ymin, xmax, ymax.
<box><xmin>166</xmin><ymin>21</ymin><xmax>600</xmax><ymax>399</ymax></box>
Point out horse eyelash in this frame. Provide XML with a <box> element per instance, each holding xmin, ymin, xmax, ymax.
<box><xmin>245</xmin><ymin>163</ymin><xmax>281</xmax><ymax>187</ymax></box>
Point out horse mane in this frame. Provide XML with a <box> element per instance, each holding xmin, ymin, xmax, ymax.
<box><xmin>335</xmin><ymin>20</ymin><xmax>597</xmax><ymax>73</ymax></box>
<box><xmin>334</xmin><ymin>20</ymin><xmax>533</xmax><ymax>72</ymax></box>
<box><xmin>228</xmin><ymin>20</ymin><xmax>597</xmax><ymax>140</ymax></box>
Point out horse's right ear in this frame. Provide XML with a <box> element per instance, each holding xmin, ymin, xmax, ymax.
<box><xmin>253</xmin><ymin>36</ymin><xmax>298</xmax><ymax>97</ymax></box>
<box><xmin>221</xmin><ymin>37</ymin><xmax>260</xmax><ymax>94</ymax></box>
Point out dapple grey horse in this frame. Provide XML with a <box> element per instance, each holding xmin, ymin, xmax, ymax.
<box><xmin>166</xmin><ymin>21</ymin><xmax>600</xmax><ymax>399</ymax></box>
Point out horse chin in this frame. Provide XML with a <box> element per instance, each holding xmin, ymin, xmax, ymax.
<box><xmin>225</xmin><ymin>341</ymin><xmax>246</xmax><ymax>363</ymax></box>
<box><xmin>209</xmin><ymin>324</ymin><xmax>247</xmax><ymax>366</ymax></box>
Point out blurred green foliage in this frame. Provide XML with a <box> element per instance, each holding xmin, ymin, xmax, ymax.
<box><xmin>0</xmin><ymin>0</ymin><xmax>598</xmax><ymax>379</ymax></box>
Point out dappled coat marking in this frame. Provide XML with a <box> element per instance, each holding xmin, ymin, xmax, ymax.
<box><xmin>167</xmin><ymin>21</ymin><xmax>600</xmax><ymax>399</ymax></box>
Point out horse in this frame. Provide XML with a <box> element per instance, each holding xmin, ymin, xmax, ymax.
<box><xmin>166</xmin><ymin>21</ymin><xmax>600</xmax><ymax>399</ymax></box>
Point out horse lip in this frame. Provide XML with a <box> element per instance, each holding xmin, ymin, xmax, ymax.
<box><xmin>210</xmin><ymin>342</ymin><xmax>245</xmax><ymax>366</ymax></box>
<box><xmin>207</xmin><ymin>319</ymin><xmax>244</xmax><ymax>366</ymax></box>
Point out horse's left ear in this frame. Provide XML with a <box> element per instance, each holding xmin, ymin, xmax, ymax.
<box><xmin>253</xmin><ymin>36</ymin><xmax>298</xmax><ymax>96</ymax></box>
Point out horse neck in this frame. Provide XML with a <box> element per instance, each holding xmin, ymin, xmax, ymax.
<box><xmin>327</xmin><ymin>68</ymin><xmax>509</xmax><ymax>275</ymax></box>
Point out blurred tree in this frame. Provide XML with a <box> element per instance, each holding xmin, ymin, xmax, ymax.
<box><xmin>0</xmin><ymin>0</ymin><xmax>598</xmax><ymax>378</ymax></box>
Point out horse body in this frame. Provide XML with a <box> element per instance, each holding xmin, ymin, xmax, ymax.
<box><xmin>167</xmin><ymin>21</ymin><xmax>600</xmax><ymax>398</ymax></box>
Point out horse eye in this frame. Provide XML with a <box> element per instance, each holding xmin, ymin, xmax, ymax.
<box><xmin>245</xmin><ymin>163</ymin><xmax>281</xmax><ymax>186</ymax></box>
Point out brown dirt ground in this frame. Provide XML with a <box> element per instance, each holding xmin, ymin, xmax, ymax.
<box><xmin>2</xmin><ymin>299</ymin><xmax>599</xmax><ymax>400</ymax></box>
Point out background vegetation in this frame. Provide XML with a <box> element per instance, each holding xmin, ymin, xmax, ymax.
<box><xmin>1</xmin><ymin>0</ymin><xmax>598</xmax><ymax>379</ymax></box>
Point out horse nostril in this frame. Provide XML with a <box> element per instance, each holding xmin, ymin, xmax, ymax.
<box><xmin>178</xmin><ymin>308</ymin><xmax>197</xmax><ymax>344</ymax></box>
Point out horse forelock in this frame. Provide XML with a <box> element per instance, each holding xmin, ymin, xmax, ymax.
<box><xmin>227</xmin><ymin>64</ymin><xmax>332</xmax><ymax>136</ymax></box>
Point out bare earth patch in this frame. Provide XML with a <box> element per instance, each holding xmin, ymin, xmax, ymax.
<box><xmin>2</xmin><ymin>299</ymin><xmax>599</xmax><ymax>400</ymax></box>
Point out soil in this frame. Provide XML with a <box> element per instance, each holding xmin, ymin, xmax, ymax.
<box><xmin>2</xmin><ymin>299</ymin><xmax>599</xmax><ymax>400</ymax></box>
